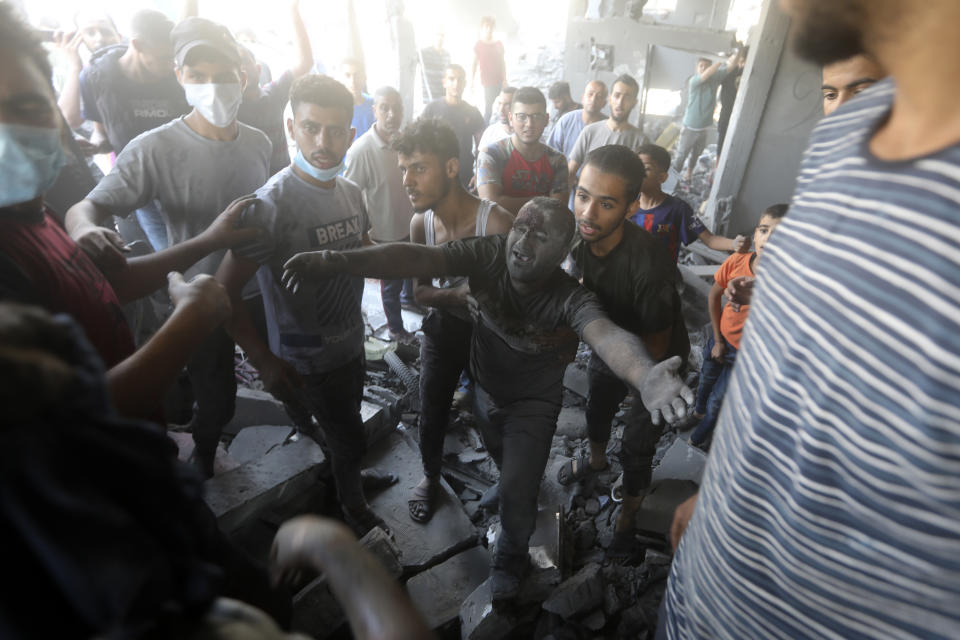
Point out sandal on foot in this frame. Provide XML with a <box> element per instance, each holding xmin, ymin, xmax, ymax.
<box><xmin>407</xmin><ymin>478</ymin><xmax>440</xmax><ymax>524</ymax></box>
<box><xmin>557</xmin><ymin>453</ymin><xmax>607</xmax><ymax>486</ymax></box>
<box><xmin>343</xmin><ymin>504</ymin><xmax>389</xmax><ymax>537</ymax></box>
<box><xmin>361</xmin><ymin>468</ymin><xmax>399</xmax><ymax>494</ymax></box>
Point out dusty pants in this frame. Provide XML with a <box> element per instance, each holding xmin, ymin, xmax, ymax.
<box><xmin>473</xmin><ymin>384</ymin><xmax>559</xmax><ymax>564</ymax></box>
<box><xmin>585</xmin><ymin>353</ymin><xmax>663</xmax><ymax>497</ymax></box>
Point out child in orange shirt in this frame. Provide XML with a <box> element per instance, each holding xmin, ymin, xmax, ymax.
<box><xmin>690</xmin><ymin>203</ymin><xmax>788</xmax><ymax>448</ymax></box>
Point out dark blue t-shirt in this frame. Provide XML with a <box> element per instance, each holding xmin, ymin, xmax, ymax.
<box><xmin>238</xmin><ymin>70</ymin><xmax>295</xmax><ymax>176</ymax></box>
<box><xmin>630</xmin><ymin>193</ymin><xmax>707</xmax><ymax>262</ymax></box>
<box><xmin>79</xmin><ymin>45</ymin><xmax>189</xmax><ymax>153</ymax></box>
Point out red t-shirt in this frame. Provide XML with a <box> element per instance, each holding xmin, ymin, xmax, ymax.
<box><xmin>714</xmin><ymin>251</ymin><xmax>755</xmax><ymax>350</ymax></box>
<box><xmin>0</xmin><ymin>210</ymin><xmax>135</xmax><ymax>367</ymax></box>
<box><xmin>473</xmin><ymin>40</ymin><xmax>505</xmax><ymax>87</ymax></box>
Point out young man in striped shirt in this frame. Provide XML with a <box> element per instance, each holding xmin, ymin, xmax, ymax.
<box><xmin>661</xmin><ymin>0</ymin><xmax>960</xmax><ymax>637</ymax></box>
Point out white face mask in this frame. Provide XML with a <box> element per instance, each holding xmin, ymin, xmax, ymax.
<box><xmin>183</xmin><ymin>82</ymin><xmax>242</xmax><ymax>128</ymax></box>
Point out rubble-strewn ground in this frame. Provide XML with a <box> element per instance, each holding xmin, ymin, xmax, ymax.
<box><xmin>170</xmin><ymin>276</ymin><xmax>716</xmax><ymax>639</ymax></box>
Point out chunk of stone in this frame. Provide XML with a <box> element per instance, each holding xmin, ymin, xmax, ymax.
<box><xmin>635</xmin><ymin>479</ymin><xmax>699</xmax><ymax>537</ymax></box>
<box><xmin>651</xmin><ymin>438</ymin><xmax>707</xmax><ymax>484</ymax></box>
<box><xmin>542</xmin><ymin>562</ymin><xmax>604</xmax><ymax>619</ymax></box>
<box><xmin>364</xmin><ymin>432</ymin><xmax>477</xmax><ymax>571</ymax></box>
<box><xmin>574</xmin><ymin>520</ymin><xmax>597</xmax><ymax>551</ymax></box>
<box><xmin>554</xmin><ymin>406</ymin><xmax>585</xmax><ymax>439</ymax></box>
<box><xmin>562</xmin><ymin>363</ymin><xmax>589</xmax><ymax>398</ymax></box>
<box><xmin>616</xmin><ymin>601</ymin><xmax>651</xmax><ymax>637</ymax></box>
<box><xmin>358</xmin><ymin>525</ymin><xmax>403</xmax><ymax>578</ymax></box>
<box><xmin>459</xmin><ymin>581</ymin><xmax>517</xmax><ymax>640</ymax></box>
<box><xmin>227</xmin><ymin>425</ymin><xmax>294</xmax><ymax>465</ymax></box>
<box><xmin>407</xmin><ymin>546</ymin><xmax>489</xmax><ymax>629</ymax></box>
<box><xmin>582</xmin><ymin>608</ymin><xmax>606</xmax><ymax>632</ymax></box>
<box><xmin>225</xmin><ymin>388</ymin><xmax>291</xmax><ymax>435</ymax></box>
<box><xmin>644</xmin><ymin>548</ymin><xmax>672</xmax><ymax>567</ymax></box>
<box><xmin>517</xmin><ymin>565</ymin><xmax>561</xmax><ymax>604</ymax></box>
<box><xmin>204</xmin><ymin>437</ymin><xmax>325</xmax><ymax>532</ymax></box>
<box><xmin>584</xmin><ymin>497</ymin><xmax>600</xmax><ymax>516</ymax></box>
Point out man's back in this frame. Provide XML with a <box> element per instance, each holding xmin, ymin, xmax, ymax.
<box><xmin>665</xmin><ymin>79</ymin><xmax>960</xmax><ymax>638</ymax></box>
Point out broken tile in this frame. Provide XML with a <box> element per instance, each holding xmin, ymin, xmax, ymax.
<box><xmin>562</xmin><ymin>363</ymin><xmax>589</xmax><ymax>398</ymax></box>
<box><xmin>651</xmin><ymin>437</ymin><xmax>707</xmax><ymax>484</ymax></box>
<box><xmin>554</xmin><ymin>406</ymin><xmax>585</xmax><ymax>439</ymax></box>
<box><xmin>635</xmin><ymin>479</ymin><xmax>700</xmax><ymax>536</ymax></box>
<box><xmin>225</xmin><ymin>388</ymin><xmax>291</xmax><ymax>435</ymax></box>
<box><xmin>204</xmin><ymin>437</ymin><xmax>326</xmax><ymax>532</ymax></box>
<box><xmin>542</xmin><ymin>562</ymin><xmax>604</xmax><ymax>619</ymax></box>
<box><xmin>364</xmin><ymin>432</ymin><xmax>477</xmax><ymax>571</ymax></box>
<box><xmin>459</xmin><ymin>581</ymin><xmax>517</xmax><ymax>640</ymax></box>
<box><xmin>359</xmin><ymin>525</ymin><xmax>403</xmax><ymax>578</ymax></box>
<box><xmin>227</xmin><ymin>425</ymin><xmax>294</xmax><ymax>465</ymax></box>
<box><xmin>407</xmin><ymin>546</ymin><xmax>489</xmax><ymax>629</ymax></box>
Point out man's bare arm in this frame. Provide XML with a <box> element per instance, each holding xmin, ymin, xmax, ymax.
<box><xmin>567</xmin><ymin>159</ymin><xmax>580</xmax><ymax>189</ymax></box>
<box><xmin>582</xmin><ymin>317</ymin><xmax>693</xmax><ymax>423</ymax></box>
<box><xmin>65</xmin><ymin>198</ymin><xmax>128</xmax><ymax>273</ymax></box>
<box><xmin>698</xmin><ymin>61</ymin><xmax>723</xmax><ymax>83</ymax></box>
<box><xmin>271</xmin><ymin>516</ymin><xmax>434</xmax><ymax>640</ymax></box>
<box><xmin>408</xmin><ymin>213</ymin><xmax>468</xmax><ymax>309</ymax></box>
<box><xmin>289</xmin><ymin>0</ymin><xmax>314</xmax><ymax>78</ymax></box>
<box><xmin>106</xmin><ymin>273</ymin><xmax>230</xmax><ymax>419</ymax></box>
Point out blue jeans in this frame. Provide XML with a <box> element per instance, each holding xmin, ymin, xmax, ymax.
<box><xmin>691</xmin><ymin>335</ymin><xmax>737</xmax><ymax>445</ymax></box>
<box><xmin>380</xmin><ymin>278</ymin><xmax>415</xmax><ymax>333</ymax></box>
<box><xmin>135</xmin><ymin>203</ymin><xmax>168</xmax><ymax>251</ymax></box>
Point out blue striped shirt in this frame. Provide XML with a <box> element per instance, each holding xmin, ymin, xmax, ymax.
<box><xmin>664</xmin><ymin>79</ymin><xmax>960</xmax><ymax>639</ymax></box>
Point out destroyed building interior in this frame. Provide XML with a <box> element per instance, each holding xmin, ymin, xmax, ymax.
<box><xmin>2</xmin><ymin>0</ymin><xmax>958</xmax><ymax>638</ymax></box>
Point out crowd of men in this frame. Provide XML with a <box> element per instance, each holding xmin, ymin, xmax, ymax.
<box><xmin>1</xmin><ymin>0</ymin><xmax>958</xmax><ymax>637</ymax></box>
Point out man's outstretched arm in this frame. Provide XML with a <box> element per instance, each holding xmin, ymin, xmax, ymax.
<box><xmin>582</xmin><ymin>317</ymin><xmax>693</xmax><ymax>424</ymax></box>
<box><xmin>281</xmin><ymin>242</ymin><xmax>450</xmax><ymax>294</ymax></box>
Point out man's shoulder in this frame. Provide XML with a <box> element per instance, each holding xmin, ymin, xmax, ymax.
<box><xmin>620</xmin><ymin>222</ymin><xmax>675</xmax><ymax>272</ymax></box>
<box><xmin>122</xmin><ymin>118</ymin><xmax>185</xmax><ymax>152</ymax></box>
<box><xmin>237</xmin><ymin>122</ymin><xmax>273</xmax><ymax>153</ymax></box>
<box><xmin>558</xmin><ymin>109</ymin><xmax>583</xmax><ymax>127</ymax></box>
<box><xmin>82</xmin><ymin>45</ymin><xmax>126</xmax><ymax>84</ymax></box>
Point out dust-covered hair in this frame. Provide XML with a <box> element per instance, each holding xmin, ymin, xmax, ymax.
<box><xmin>393</xmin><ymin>118</ymin><xmax>460</xmax><ymax>162</ymax></box>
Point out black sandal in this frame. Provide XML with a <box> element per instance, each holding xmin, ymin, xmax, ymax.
<box><xmin>407</xmin><ymin>477</ymin><xmax>440</xmax><ymax>524</ymax></box>
<box><xmin>557</xmin><ymin>453</ymin><xmax>607</xmax><ymax>486</ymax></box>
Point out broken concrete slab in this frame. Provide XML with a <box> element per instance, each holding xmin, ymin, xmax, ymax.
<box><xmin>168</xmin><ymin>433</ymin><xmax>239</xmax><ymax>475</ymax></box>
<box><xmin>554</xmin><ymin>406</ymin><xmax>585</xmax><ymax>439</ymax></box>
<box><xmin>407</xmin><ymin>546</ymin><xmax>489</xmax><ymax>630</ymax></box>
<box><xmin>364</xmin><ymin>432</ymin><xmax>477</xmax><ymax>571</ymax></box>
<box><xmin>227</xmin><ymin>425</ymin><xmax>295</xmax><ymax>465</ymax></box>
<box><xmin>635</xmin><ymin>479</ymin><xmax>700</xmax><ymax>537</ymax></box>
<box><xmin>459</xmin><ymin>581</ymin><xmax>517</xmax><ymax>640</ymax></box>
<box><xmin>225</xmin><ymin>388</ymin><xmax>291</xmax><ymax>436</ymax></box>
<box><xmin>204</xmin><ymin>436</ymin><xmax>326</xmax><ymax>532</ymax></box>
<box><xmin>292</xmin><ymin>526</ymin><xmax>401</xmax><ymax>638</ymax></box>
<box><xmin>651</xmin><ymin>437</ymin><xmax>707</xmax><ymax>484</ymax></box>
<box><xmin>542</xmin><ymin>562</ymin><xmax>604</xmax><ymax>619</ymax></box>
<box><xmin>562</xmin><ymin>363</ymin><xmax>589</xmax><ymax>398</ymax></box>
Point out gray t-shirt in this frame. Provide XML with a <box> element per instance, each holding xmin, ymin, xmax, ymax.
<box><xmin>235</xmin><ymin>169</ymin><xmax>370</xmax><ymax>375</ymax></box>
<box><xmin>569</xmin><ymin>120</ymin><xmax>648</xmax><ymax>165</ymax></box>
<box><xmin>86</xmin><ymin>117</ymin><xmax>271</xmax><ymax>278</ymax></box>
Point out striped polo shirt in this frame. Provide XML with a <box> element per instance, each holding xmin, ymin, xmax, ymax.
<box><xmin>664</xmin><ymin>78</ymin><xmax>960</xmax><ymax>639</ymax></box>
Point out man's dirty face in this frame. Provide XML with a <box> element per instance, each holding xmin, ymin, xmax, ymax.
<box><xmin>505</xmin><ymin>205</ymin><xmax>571</xmax><ymax>283</ymax></box>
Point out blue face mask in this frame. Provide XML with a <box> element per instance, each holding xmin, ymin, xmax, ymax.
<box><xmin>0</xmin><ymin>123</ymin><xmax>67</xmax><ymax>209</ymax></box>
<box><xmin>294</xmin><ymin>150</ymin><xmax>343</xmax><ymax>183</ymax></box>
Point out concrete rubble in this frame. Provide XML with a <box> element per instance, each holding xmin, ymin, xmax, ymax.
<box><xmin>185</xmin><ymin>280</ymin><xmax>710</xmax><ymax>638</ymax></box>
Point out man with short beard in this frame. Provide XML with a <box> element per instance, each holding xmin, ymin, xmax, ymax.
<box><xmin>662</xmin><ymin>0</ymin><xmax>960</xmax><ymax>637</ymax></box>
<box><xmin>546</xmin><ymin>80</ymin><xmax>607</xmax><ymax>158</ymax></box>
<box><xmin>566</xmin><ymin>74</ymin><xmax>646</xmax><ymax>194</ymax></box>
<box><xmin>344</xmin><ymin>86</ymin><xmax>417</xmax><ymax>342</ymax></box>
<box><xmin>282</xmin><ymin>197</ymin><xmax>694</xmax><ymax>602</ymax></box>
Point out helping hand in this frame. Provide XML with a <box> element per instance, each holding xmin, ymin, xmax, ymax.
<box><xmin>258</xmin><ymin>353</ymin><xmax>304</xmax><ymax>405</ymax></box>
<box><xmin>726</xmin><ymin>275</ymin><xmax>755</xmax><ymax>311</ymax></box>
<box><xmin>167</xmin><ymin>271</ymin><xmax>232</xmax><ymax>325</ymax></box>
<box><xmin>732</xmin><ymin>234</ymin><xmax>751</xmax><ymax>253</ymax></box>
<box><xmin>74</xmin><ymin>225</ymin><xmax>130</xmax><ymax>274</ymax></box>
<box><xmin>269</xmin><ymin>515</ymin><xmax>354</xmax><ymax>587</ymax></box>
<box><xmin>281</xmin><ymin>251</ymin><xmax>347</xmax><ymax>294</ymax></box>
<box><xmin>639</xmin><ymin>355</ymin><xmax>695</xmax><ymax>425</ymax></box>
<box><xmin>199</xmin><ymin>194</ymin><xmax>262</xmax><ymax>250</ymax></box>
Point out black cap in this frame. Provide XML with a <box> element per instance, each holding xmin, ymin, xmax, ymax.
<box><xmin>171</xmin><ymin>17</ymin><xmax>239</xmax><ymax>67</ymax></box>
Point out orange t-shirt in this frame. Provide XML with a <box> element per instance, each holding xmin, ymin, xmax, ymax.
<box><xmin>714</xmin><ymin>252</ymin><xmax>756</xmax><ymax>350</ymax></box>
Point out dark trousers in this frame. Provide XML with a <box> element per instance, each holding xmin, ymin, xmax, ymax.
<box><xmin>473</xmin><ymin>385</ymin><xmax>559</xmax><ymax>562</ymax></box>
<box><xmin>692</xmin><ymin>335</ymin><xmax>737</xmax><ymax>445</ymax></box>
<box><xmin>283</xmin><ymin>357</ymin><xmax>367</xmax><ymax>507</ymax></box>
<box><xmin>586</xmin><ymin>353</ymin><xmax>663</xmax><ymax>497</ymax></box>
<box><xmin>418</xmin><ymin>310</ymin><xmax>473</xmax><ymax>478</ymax></box>
<box><xmin>188</xmin><ymin>328</ymin><xmax>237</xmax><ymax>457</ymax></box>
<box><xmin>380</xmin><ymin>278</ymin><xmax>415</xmax><ymax>333</ymax></box>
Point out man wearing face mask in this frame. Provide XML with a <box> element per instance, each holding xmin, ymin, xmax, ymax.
<box><xmin>216</xmin><ymin>75</ymin><xmax>387</xmax><ymax>536</ymax></box>
<box><xmin>65</xmin><ymin>17</ymin><xmax>272</xmax><ymax>477</ymax></box>
<box><xmin>282</xmin><ymin>196</ymin><xmax>694</xmax><ymax>601</ymax></box>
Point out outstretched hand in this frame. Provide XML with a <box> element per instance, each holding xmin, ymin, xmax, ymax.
<box><xmin>726</xmin><ymin>275</ymin><xmax>755</xmax><ymax>311</ymax></box>
<box><xmin>639</xmin><ymin>355</ymin><xmax>695</xmax><ymax>425</ymax></box>
<box><xmin>270</xmin><ymin>515</ymin><xmax>354</xmax><ymax>587</ymax></box>
<box><xmin>732</xmin><ymin>234</ymin><xmax>751</xmax><ymax>253</ymax></box>
<box><xmin>281</xmin><ymin>251</ymin><xmax>347</xmax><ymax>294</ymax></box>
<box><xmin>74</xmin><ymin>225</ymin><xmax>130</xmax><ymax>274</ymax></box>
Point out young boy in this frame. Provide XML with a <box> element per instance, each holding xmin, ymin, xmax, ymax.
<box><xmin>632</xmin><ymin>143</ymin><xmax>747</xmax><ymax>261</ymax></box>
<box><xmin>689</xmin><ymin>203</ymin><xmax>788</xmax><ymax>448</ymax></box>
